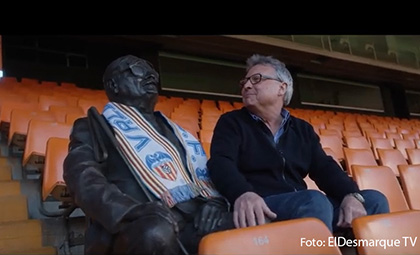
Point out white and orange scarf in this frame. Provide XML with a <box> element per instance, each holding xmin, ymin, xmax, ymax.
<box><xmin>102</xmin><ymin>102</ymin><xmax>220</xmax><ymax>207</ymax></box>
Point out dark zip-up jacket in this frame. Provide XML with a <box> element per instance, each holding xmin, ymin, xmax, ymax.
<box><xmin>63</xmin><ymin>117</ymin><xmax>152</xmax><ymax>254</ymax></box>
<box><xmin>63</xmin><ymin>113</ymin><xmax>233</xmax><ymax>254</ymax></box>
<box><xmin>207</xmin><ymin>107</ymin><xmax>359</xmax><ymax>205</ymax></box>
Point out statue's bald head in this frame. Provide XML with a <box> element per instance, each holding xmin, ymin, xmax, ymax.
<box><xmin>103</xmin><ymin>55</ymin><xmax>159</xmax><ymax>113</ymax></box>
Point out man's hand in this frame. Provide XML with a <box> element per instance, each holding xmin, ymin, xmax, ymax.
<box><xmin>194</xmin><ymin>198</ymin><xmax>229</xmax><ymax>235</ymax></box>
<box><xmin>233</xmin><ymin>192</ymin><xmax>277</xmax><ymax>228</ymax></box>
<box><xmin>337</xmin><ymin>193</ymin><xmax>367</xmax><ymax>228</ymax></box>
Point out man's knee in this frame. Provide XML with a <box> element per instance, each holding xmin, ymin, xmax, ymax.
<box><xmin>113</xmin><ymin>213</ymin><xmax>180</xmax><ymax>255</ymax></box>
<box><xmin>304</xmin><ymin>190</ymin><xmax>333</xmax><ymax>211</ymax></box>
<box><xmin>360</xmin><ymin>189</ymin><xmax>390</xmax><ymax>214</ymax></box>
<box><xmin>294</xmin><ymin>190</ymin><xmax>333</xmax><ymax>220</ymax></box>
<box><xmin>293</xmin><ymin>190</ymin><xmax>333</xmax><ymax>231</ymax></box>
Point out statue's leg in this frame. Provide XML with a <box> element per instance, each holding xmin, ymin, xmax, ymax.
<box><xmin>179</xmin><ymin>212</ymin><xmax>234</xmax><ymax>254</ymax></box>
<box><xmin>113</xmin><ymin>202</ymin><xmax>180</xmax><ymax>255</ymax></box>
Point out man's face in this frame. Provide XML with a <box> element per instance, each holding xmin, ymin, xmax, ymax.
<box><xmin>111</xmin><ymin>60</ymin><xmax>160</xmax><ymax>113</ymax></box>
<box><xmin>240</xmin><ymin>64</ymin><xmax>286</xmax><ymax>111</ymax></box>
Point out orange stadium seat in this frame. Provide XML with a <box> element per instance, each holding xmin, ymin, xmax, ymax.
<box><xmin>402</xmin><ymin>132</ymin><xmax>419</xmax><ymax>141</ymax></box>
<box><xmin>406</xmin><ymin>148</ymin><xmax>420</xmax><ymax>165</ymax></box>
<box><xmin>60</xmin><ymin>82</ymin><xmax>78</xmax><ymax>89</ymax></box>
<box><xmin>344</xmin><ymin>136</ymin><xmax>370</xmax><ymax>150</ymax></box>
<box><xmin>319</xmin><ymin>135</ymin><xmax>344</xmax><ymax>161</ymax></box>
<box><xmin>22</xmin><ymin>119</ymin><xmax>72</xmax><ymax>173</ymax></box>
<box><xmin>8</xmin><ymin>109</ymin><xmax>56</xmax><ymax>151</ymax></box>
<box><xmin>42</xmin><ymin>137</ymin><xmax>70</xmax><ymax>202</ymax></box>
<box><xmin>398</xmin><ymin>164</ymin><xmax>420</xmax><ymax>210</ymax></box>
<box><xmin>414</xmin><ymin>138</ymin><xmax>420</xmax><ymax>149</ymax></box>
<box><xmin>65</xmin><ymin>112</ymin><xmax>86</xmax><ymax>125</ymax></box>
<box><xmin>198</xmin><ymin>218</ymin><xmax>342</xmax><ymax>255</ymax></box>
<box><xmin>38</xmin><ymin>95</ymin><xmax>69</xmax><ymax>111</ymax></box>
<box><xmin>40</xmin><ymin>80</ymin><xmax>59</xmax><ymax>88</ymax></box>
<box><xmin>394</xmin><ymin>139</ymin><xmax>415</xmax><ymax>160</ymax></box>
<box><xmin>202</xmin><ymin>142</ymin><xmax>210</xmax><ymax>159</ymax></box>
<box><xmin>233</xmin><ymin>102</ymin><xmax>243</xmax><ymax>109</ymax></box>
<box><xmin>77</xmin><ymin>98</ymin><xmax>107</xmax><ymax>114</ymax></box>
<box><xmin>319</xmin><ymin>129</ymin><xmax>342</xmax><ymax>139</ymax></box>
<box><xmin>353</xmin><ymin>210</ymin><xmax>420</xmax><ymax>255</ymax></box>
<box><xmin>310</xmin><ymin>118</ymin><xmax>326</xmax><ymax>130</ymax></box>
<box><xmin>0</xmin><ymin>101</ymin><xmax>39</xmax><ymax>125</ymax></box>
<box><xmin>49</xmin><ymin>105</ymin><xmax>84</xmax><ymax>123</ymax></box>
<box><xmin>325</xmin><ymin>123</ymin><xmax>343</xmax><ymax>136</ymax></box>
<box><xmin>370</xmin><ymin>137</ymin><xmax>393</xmax><ymax>160</ymax></box>
<box><xmin>172</xmin><ymin>119</ymin><xmax>199</xmax><ymax>139</ymax></box>
<box><xmin>352</xmin><ymin>165</ymin><xmax>409</xmax><ymax>212</ymax></box>
<box><xmin>200</xmin><ymin>118</ymin><xmax>218</xmax><ymax>132</ymax></box>
<box><xmin>0</xmin><ymin>76</ymin><xmax>18</xmax><ymax>85</ymax></box>
<box><xmin>199</xmin><ymin>129</ymin><xmax>213</xmax><ymax>144</ymax></box>
<box><xmin>397</xmin><ymin>127</ymin><xmax>412</xmax><ymax>135</ymax></box>
<box><xmin>385</xmin><ymin>131</ymin><xmax>402</xmax><ymax>147</ymax></box>
<box><xmin>377</xmin><ymin>148</ymin><xmax>408</xmax><ymax>176</ymax></box>
<box><xmin>20</xmin><ymin>77</ymin><xmax>39</xmax><ymax>86</ymax></box>
<box><xmin>323</xmin><ymin>147</ymin><xmax>343</xmax><ymax>170</ymax></box>
<box><xmin>343</xmin><ymin>148</ymin><xmax>377</xmax><ymax>176</ymax></box>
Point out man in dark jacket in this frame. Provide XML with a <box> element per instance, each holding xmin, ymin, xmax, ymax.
<box><xmin>207</xmin><ymin>54</ymin><xmax>389</xmax><ymax>233</ymax></box>
<box><xmin>63</xmin><ymin>55</ymin><xmax>233</xmax><ymax>255</ymax></box>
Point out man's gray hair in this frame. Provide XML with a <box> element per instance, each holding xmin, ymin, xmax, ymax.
<box><xmin>246</xmin><ymin>54</ymin><xmax>294</xmax><ymax>105</ymax></box>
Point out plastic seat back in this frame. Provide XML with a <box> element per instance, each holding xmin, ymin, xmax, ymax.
<box><xmin>353</xmin><ymin>210</ymin><xmax>420</xmax><ymax>254</ymax></box>
<box><xmin>370</xmin><ymin>137</ymin><xmax>393</xmax><ymax>160</ymax></box>
<box><xmin>343</xmin><ymin>148</ymin><xmax>377</xmax><ymax>176</ymax></box>
<box><xmin>398</xmin><ymin>164</ymin><xmax>420</xmax><ymax>210</ymax></box>
<box><xmin>202</xmin><ymin>142</ymin><xmax>210</xmax><ymax>160</ymax></box>
<box><xmin>198</xmin><ymin>218</ymin><xmax>342</xmax><ymax>255</ymax></box>
<box><xmin>8</xmin><ymin>109</ymin><xmax>56</xmax><ymax>149</ymax></box>
<box><xmin>352</xmin><ymin>165</ymin><xmax>409</xmax><ymax>212</ymax></box>
<box><xmin>323</xmin><ymin>147</ymin><xmax>343</xmax><ymax>170</ymax></box>
<box><xmin>199</xmin><ymin>129</ymin><xmax>213</xmax><ymax>144</ymax></box>
<box><xmin>319</xmin><ymin>135</ymin><xmax>344</xmax><ymax>161</ymax></box>
<box><xmin>49</xmin><ymin>105</ymin><xmax>84</xmax><ymax>123</ymax></box>
<box><xmin>38</xmin><ymin>95</ymin><xmax>68</xmax><ymax>111</ymax></box>
<box><xmin>394</xmin><ymin>139</ymin><xmax>415</xmax><ymax>160</ymax></box>
<box><xmin>0</xmin><ymin>101</ymin><xmax>39</xmax><ymax>124</ymax></box>
<box><xmin>42</xmin><ymin>137</ymin><xmax>70</xmax><ymax>201</ymax></box>
<box><xmin>406</xmin><ymin>148</ymin><xmax>420</xmax><ymax>165</ymax></box>
<box><xmin>377</xmin><ymin>148</ymin><xmax>408</xmax><ymax>176</ymax></box>
<box><xmin>65</xmin><ymin>112</ymin><xmax>86</xmax><ymax>125</ymax></box>
<box><xmin>22</xmin><ymin>119</ymin><xmax>72</xmax><ymax>172</ymax></box>
<box><xmin>345</xmin><ymin>136</ymin><xmax>370</xmax><ymax>150</ymax></box>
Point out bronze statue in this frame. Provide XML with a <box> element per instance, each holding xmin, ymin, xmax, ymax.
<box><xmin>63</xmin><ymin>55</ymin><xmax>233</xmax><ymax>255</ymax></box>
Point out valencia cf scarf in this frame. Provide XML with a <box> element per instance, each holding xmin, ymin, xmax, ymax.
<box><xmin>102</xmin><ymin>102</ymin><xmax>220</xmax><ymax>207</ymax></box>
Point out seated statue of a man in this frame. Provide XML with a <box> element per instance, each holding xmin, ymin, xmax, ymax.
<box><xmin>63</xmin><ymin>55</ymin><xmax>234</xmax><ymax>255</ymax></box>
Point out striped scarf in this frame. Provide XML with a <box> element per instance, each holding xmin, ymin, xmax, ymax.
<box><xmin>102</xmin><ymin>102</ymin><xmax>220</xmax><ymax>207</ymax></box>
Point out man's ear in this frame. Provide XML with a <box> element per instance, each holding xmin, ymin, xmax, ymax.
<box><xmin>107</xmin><ymin>79</ymin><xmax>119</xmax><ymax>95</ymax></box>
<box><xmin>278</xmin><ymin>82</ymin><xmax>286</xmax><ymax>96</ymax></box>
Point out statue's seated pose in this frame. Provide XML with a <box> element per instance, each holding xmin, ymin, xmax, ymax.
<box><xmin>63</xmin><ymin>55</ymin><xmax>233</xmax><ymax>255</ymax></box>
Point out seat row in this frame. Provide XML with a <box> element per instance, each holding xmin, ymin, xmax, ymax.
<box><xmin>199</xmin><ymin>210</ymin><xmax>420</xmax><ymax>254</ymax></box>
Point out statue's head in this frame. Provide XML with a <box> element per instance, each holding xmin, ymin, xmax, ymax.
<box><xmin>103</xmin><ymin>55</ymin><xmax>159</xmax><ymax>113</ymax></box>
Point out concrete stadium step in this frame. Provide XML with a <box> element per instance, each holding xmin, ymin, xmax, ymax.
<box><xmin>0</xmin><ymin>181</ymin><xmax>21</xmax><ymax>197</ymax></box>
<box><xmin>0</xmin><ymin>165</ymin><xmax>12</xmax><ymax>181</ymax></box>
<box><xmin>1</xmin><ymin>246</ymin><xmax>57</xmax><ymax>255</ymax></box>
<box><xmin>0</xmin><ymin>161</ymin><xmax>12</xmax><ymax>181</ymax></box>
<box><xmin>0</xmin><ymin>195</ymin><xmax>28</xmax><ymax>223</ymax></box>
<box><xmin>0</xmin><ymin>219</ymin><xmax>55</xmax><ymax>254</ymax></box>
<box><xmin>0</xmin><ymin>157</ymin><xmax>9</xmax><ymax>166</ymax></box>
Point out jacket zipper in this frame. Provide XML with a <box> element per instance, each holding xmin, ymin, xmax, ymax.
<box><xmin>279</xmin><ymin>150</ymin><xmax>297</xmax><ymax>192</ymax></box>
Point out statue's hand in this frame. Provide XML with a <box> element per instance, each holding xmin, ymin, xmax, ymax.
<box><xmin>194</xmin><ymin>197</ymin><xmax>229</xmax><ymax>235</ymax></box>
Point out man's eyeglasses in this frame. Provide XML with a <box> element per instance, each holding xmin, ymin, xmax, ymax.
<box><xmin>127</xmin><ymin>60</ymin><xmax>155</xmax><ymax>77</ymax></box>
<box><xmin>239</xmin><ymin>73</ymin><xmax>283</xmax><ymax>88</ymax></box>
